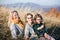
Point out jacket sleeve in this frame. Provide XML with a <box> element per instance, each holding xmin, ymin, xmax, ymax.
<box><xmin>10</xmin><ymin>23</ymin><xmax>17</xmax><ymax>39</ymax></box>
<box><xmin>24</xmin><ymin>24</ymin><xmax>29</xmax><ymax>38</ymax></box>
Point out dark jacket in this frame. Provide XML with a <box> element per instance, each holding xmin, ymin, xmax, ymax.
<box><xmin>33</xmin><ymin>23</ymin><xmax>47</xmax><ymax>38</ymax></box>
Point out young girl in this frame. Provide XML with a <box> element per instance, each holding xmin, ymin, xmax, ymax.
<box><xmin>24</xmin><ymin>13</ymin><xmax>37</xmax><ymax>40</ymax></box>
<box><xmin>33</xmin><ymin>14</ymin><xmax>55</xmax><ymax>40</ymax></box>
<box><xmin>33</xmin><ymin>14</ymin><xmax>47</xmax><ymax>40</ymax></box>
<box><xmin>8</xmin><ymin>10</ymin><xmax>24</xmax><ymax>40</ymax></box>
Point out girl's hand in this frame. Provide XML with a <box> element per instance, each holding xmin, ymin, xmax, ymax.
<box><xmin>44</xmin><ymin>33</ymin><xmax>51</xmax><ymax>40</ymax></box>
<box><xmin>37</xmin><ymin>25</ymin><xmax>44</xmax><ymax>30</ymax></box>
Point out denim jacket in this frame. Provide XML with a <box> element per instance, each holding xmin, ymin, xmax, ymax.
<box><xmin>24</xmin><ymin>23</ymin><xmax>36</xmax><ymax>38</ymax></box>
<box><xmin>10</xmin><ymin>23</ymin><xmax>23</xmax><ymax>39</ymax></box>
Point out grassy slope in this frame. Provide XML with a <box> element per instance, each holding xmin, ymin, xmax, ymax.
<box><xmin>0</xmin><ymin>7</ymin><xmax>60</xmax><ymax>40</ymax></box>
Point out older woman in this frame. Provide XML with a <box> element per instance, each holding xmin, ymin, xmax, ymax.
<box><xmin>24</xmin><ymin>13</ymin><xmax>37</xmax><ymax>40</ymax></box>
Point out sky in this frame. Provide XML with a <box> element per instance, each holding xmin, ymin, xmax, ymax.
<box><xmin>0</xmin><ymin>0</ymin><xmax>60</xmax><ymax>6</ymax></box>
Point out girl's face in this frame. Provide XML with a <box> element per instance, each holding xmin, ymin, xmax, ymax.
<box><xmin>26</xmin><ymin>15</ymin><xmax>33</xmax><ymax>23</ymax></box>
<box><xmin>12</xmin><ymin>12</ymin><xmax>19</xmax><ymax>19</ymax></box>
<box><xmin>36</xmin><ymin>17</ymin><xmax>41</xmax><ymax>24</ymax></box>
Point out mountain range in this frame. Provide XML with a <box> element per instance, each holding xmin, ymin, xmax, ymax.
<box><xmin>0</xmin><ymin>2</ymin><xmax>60</xmax><ymax>12</ymax></box>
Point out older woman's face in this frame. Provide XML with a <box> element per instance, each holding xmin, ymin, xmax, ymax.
<box><xmin>26</xmin><ymin>15</ymin><xmax>33</xmax><ymax>23</ymax></box>
<box><xmin>12</xmin><ymin>12</ymin><xmax>19</xmax><ymax>19</ymax></box>
<box><xmin>36</xmin><ymin>17</ymin><xmax>41</xmax><ymax>24</ymax></box>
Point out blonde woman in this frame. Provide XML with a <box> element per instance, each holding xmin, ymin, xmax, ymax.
<box><xmin>8</xmin><ymin>10</ymin><xmax>24</xmax><ymax>40</ymax></box>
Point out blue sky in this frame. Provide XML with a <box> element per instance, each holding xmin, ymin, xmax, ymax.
<box><xmin>0</xmin><ymin>0</ymin><xmax>60</xmax><ymax>6</ymax></box>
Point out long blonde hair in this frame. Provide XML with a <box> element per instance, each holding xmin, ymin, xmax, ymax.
<box><xmin>8</xmin><ymin>11</ymin><xmax>12</xmax><ymax>27</ymax></box>
<box><xmin>8</xmin><ymin>10</ymin><xmax>24</xmax><ymax>29</ymax></box>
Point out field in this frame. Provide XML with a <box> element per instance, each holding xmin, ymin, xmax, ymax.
<box><xmin>0</xmin><ymin>6</ymin><xmax>60</xmax><ymax>40</ymax></box>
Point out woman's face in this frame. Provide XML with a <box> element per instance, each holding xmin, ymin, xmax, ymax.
<box><xmin>12</xmin><ymin>12</ymin><xmax>19</xmax><ymax>19</ymax></box>
<box><xmin>36</xmin><ymin>17</ymin><xmax>41</xmax><ymax>24</ymax></box>
<box><xmin>26</xmin><ymin>15</ymin><xmax>33</xmax><ymax>23</ymax></box>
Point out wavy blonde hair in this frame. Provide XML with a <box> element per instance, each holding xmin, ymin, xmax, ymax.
<box><xmin>8</xmin><ymin>10</ymin><xmax>24</xmax><ymax>29</ymax></box>
<box><xmin>8</xmin><ymin>11</ymin><xmax>12</xmax><ymax>27</ymax></box>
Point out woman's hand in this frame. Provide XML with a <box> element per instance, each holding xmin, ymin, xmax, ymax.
<box><xmin>37</xmin><ymin>25</ymin><xmax>44</xmax><ymax>30</ymax></box>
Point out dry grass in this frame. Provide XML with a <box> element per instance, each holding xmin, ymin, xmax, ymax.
<box><xmin>0</xmin><ymin>6</ymin><xmax>60</xmax><ymax>40</ymax></box>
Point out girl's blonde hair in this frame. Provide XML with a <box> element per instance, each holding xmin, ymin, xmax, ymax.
<box><xmin>8</xmin><ymin>10</ymin><xmax>24</xmax><ymax>29</ymax></box>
